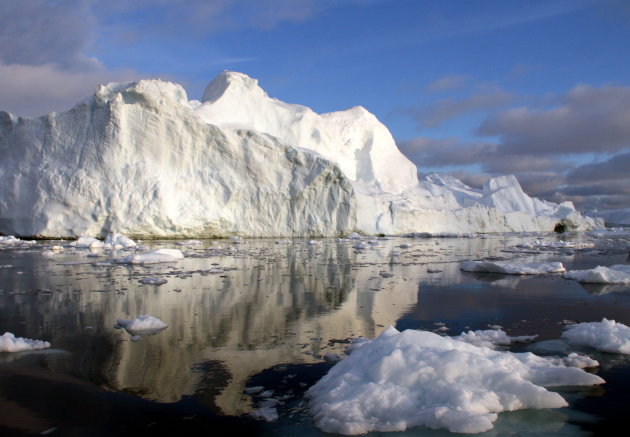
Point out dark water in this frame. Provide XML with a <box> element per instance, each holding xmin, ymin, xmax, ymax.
<box><xmin>1</xmin><ymin>232</ymin><xmax>629</xmax><ymax>436</ymax></box>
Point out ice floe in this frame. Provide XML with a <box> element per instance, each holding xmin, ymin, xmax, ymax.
<box><xmin>562</xmin><ymin>318</ymin><xmax>630</xmax><ymax>354</ymax></box>
<box><xmin>0</xmin><ymin>332</ymin><xmax>51</xmax><ymax>352</ymax></box>
<box><xmin>307</xmin><ymin>326</ymin><xmax>603</xmax><ymax>435</ymax></box>
<box><xmin>460</xmin><ymin>260</ymin><xmax>566</xmax><ymax>275</ymax></box>
<box><xmin>563</xmin><ymin>265</ymin><xmax>630</xmax><ymax>284</ymax></box>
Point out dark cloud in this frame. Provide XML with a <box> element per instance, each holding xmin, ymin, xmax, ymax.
<box><xmin>425</xmin><ymin>74</ymin><xmax>468</xmax><ymax>92</ymax></box>
<box><xmin>404</xmin><ymin>88</ymin><xmax>513</xmax><ymax>128</ymax></box>
<box><xmin>0</xmin><ymin>0</ymin><xmax>96</xmax><ymax>69</ymax></box>
<box><xmin>566</xmin><ymin>152</ymin><xmax>630</xmax><ymax>183</ymax></box>
<box><xmin>397</xmin><ymin>137</ymin><xmax>497</xmax><ymax>167</ymax></box>
<box><xmin>478</xmin><ymin>84</ymin><xmax>630</xmax><ymax>155</ymax></box>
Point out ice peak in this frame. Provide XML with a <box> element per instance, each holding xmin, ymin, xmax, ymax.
<box><xmin>202</xmin><ymin>70</ymin><xmax>267</xmax><ymax>103</ymax></box>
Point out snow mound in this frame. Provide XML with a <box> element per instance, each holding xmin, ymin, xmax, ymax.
<box><xmin>461</xmin><ymin>260</ymin><xmax>566</xmax><ymax>275</ymax></box>
<box><xmin>563</xmin><ymin>265</ymin><xmax>630</xmax><ymax>284</ymax></box>
<box><xmin>0</xmin><ymin>71</ymin><xmax>602</xmax><ymax>237</ymax></box>
<box><xmin>114</xmin><ymin>248</ymin><xmax>184</xmax><ymax>264</ymax></box>
<box><xmin>116</xmin><ymin>315</ymin><xmax>169</xmax><ymax>336</ymax></box>
<box><xmin>307</xmin><ymin>327</ymin><xmax>603</xmax><ymax>435</ymax></box>
<box><xmin>0</xmin><ymin>332</ymin><xmax>51</xmax><ymax>352</ymax></box>
<box><xmin>562</xmin><ymin>318</ymin><xmax>630</xmax><ymax>354</ymax></box>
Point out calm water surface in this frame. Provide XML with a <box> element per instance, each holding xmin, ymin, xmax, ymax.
<box><xmin>1</xmin><ymin>233</ymin><xmax>629</xmax><ymax>436</ymax></box>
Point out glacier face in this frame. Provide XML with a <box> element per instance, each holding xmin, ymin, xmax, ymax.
<box><xmin>0</xmin><ymin>71</ymin><xmax>602</xmax><ymax>238</ymax></box>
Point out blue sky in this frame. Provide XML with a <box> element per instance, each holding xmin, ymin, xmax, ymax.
<box><xmin>1</xmin><ymin>0</ymin><xmax>629</xmax><ymax>211</ymax></box>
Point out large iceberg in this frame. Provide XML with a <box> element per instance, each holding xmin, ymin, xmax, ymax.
<box><xmin>0</xmin><ymin>71</ymin><xmax>602</xmax><ymax>238</ymax></box>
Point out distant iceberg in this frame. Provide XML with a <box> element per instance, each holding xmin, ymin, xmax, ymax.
<box><xmin>0</xmin><ymin>71</ymin><xmax>602</xmax><ymax>238</ymax></box>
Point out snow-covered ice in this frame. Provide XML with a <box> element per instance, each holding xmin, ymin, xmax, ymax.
<box><xmin>563</xmin><ymin>265</ymin><xmax>630</xmax><ymax>284</ymax></box>
<box><xmin>114</xmin><ymin>248</ymin><xmax>184</xmax><ymax>264</ymax></box>
<box><xmin>307</xmin><ymin>326</ymin><xmax>603</xmax><ymax>435</ymax></box>
<box><xmin>562</xmin><ymin>318</ymin><xmax>630</xmax><ymax>354</ymax></box>
<box><xmin>115</xmin><ymin>315</ymin><xmax>169</xmax><ymax>336</ymax></box>
<box><xmin>0</xmin><ymin>71</ymin><xmax>602</xmax><ymax>238</ymax></box>
<box><xmin>0</xmin><ymin>332</ymin><xmax>51</xmax><ymax>352</ymax></box>
<box><xmin>461</xmin><ymin>260</ymin><xmax>566</xmax><ymax>275</ymax></box>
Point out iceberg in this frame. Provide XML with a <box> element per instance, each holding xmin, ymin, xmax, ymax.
<box><xmin>306</xmin><ymin>327</ymin><xmax>604</xmax><ymax>435</ymax></box>
<box><xmin>0</xmin><ymin>71</ymin><xmax>602</xmax><ymax>238</ymax></box>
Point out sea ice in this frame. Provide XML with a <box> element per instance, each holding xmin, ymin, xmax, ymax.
<box><xmin>105</xmin><ymin>233</ymin><xmax>137</xmax><ymax>248</ymax></box>
<box><xmin>561</xmin><ymin>318</ymin><xmax>630</xmax><ymax>354</ymax></box>
<box><xmin>563</xmin><ymin>265</ymin><xmax>630</xmax><ymax>284</ymax></box>
<box><xmin>114</xmin><ymin>248</ymin><xmax>184</xmax><ymax>264</ymax></box>
<box><xmin>460</xmin><ymin>260</ymin><xmax>566</xmax><ymax>275</ymax></box>
<box><xmin>115</xmin><ymin>315</ymin><xmax>169</xmax><ymax>336</ymax></box>
<box><xmin>307</xmin><ymin>327</ymin><xmax>603</xmax><ymax>435</ymax></box>
<box><xmin>0</xmin><ymin>332</ymin><xmax>51</xmax><ymax>352</ymax></box>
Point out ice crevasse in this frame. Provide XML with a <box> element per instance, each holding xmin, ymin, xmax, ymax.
<box><xmin>0</xmin><ymin>71</ymin><xmax>602</xmax><ymax>238</ymax></box>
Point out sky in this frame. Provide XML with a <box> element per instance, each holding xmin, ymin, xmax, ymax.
<box><xmin>1</xmin><ymin>0</ymin><xmax>629</xmax><ymax>212</ymax></box>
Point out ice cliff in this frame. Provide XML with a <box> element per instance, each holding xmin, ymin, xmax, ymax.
<box><xmin>0</xmin><ymin>71</ymin><xmax>602</xmax><ymax>238</ymax></box>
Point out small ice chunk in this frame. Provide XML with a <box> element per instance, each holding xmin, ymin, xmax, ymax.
<box><xmin>251</xmin><ymin>406</ymin><xmax>278</xmax><ymax>422</ymax></box>
<box><xmin>563</xmin><ymin>265</ymin><xmax>630</xmax><ymax>284</ymax></box>
<box><xmin>347</xmin><ymin>232</ymin><xmax>363</xmax><ymax>239</ymax></box>
<box><xmin>461</xmin><ymin>260</ymin><xmax>565</xmax><ymax>275</ymax></box>
<box><xmin>138</xmin><ymin>277</ymin><xmax>168</xmax><ymax>285</ymax></box>
<box><xmin>454</xmin><ymin>329</ymin><xmax>537</xmax><ymax>349</ymax></box>
<box><xmin>176</xmin><ymin>239</ymin><xmax>203</xmax><ymax>246</ymax></box>
<box><xmin>75</xmin><ymin>236</ymin><xmax>104</xmax><ymax>248</ymax></box>
<box><xmin>244</xmin><ymin>386</ymin><xmax>265</xmax><ymax>395</ymax></box>
<box><xmin>563</xmin><ymin>352</ymin><xmax>599</xmax><ymax>369</ymax></box>
<box><xmin>307</xmin><ymin>327</ymin><xmax>602</xmax><ymax>435</ymax></box>
<box><xmin>562</xmin><ymin>318</ymin><xmax>630</xmax><ymax>354</ymax></box>
<box><xmin>0</xmin><ymin>332</ymin><xmax>51</xmax><ymax>352</ymax></box>
<box><xmin>105</xmin><ymin>233</ymin><xmax>137</xmax><ymax>248</ymax></box>
<box><xmin>114</xmin><ymin>248</ymin><xmax>184</xmax><ymax>264</ymax></box>
<box><xmin>115</xmin><ymin>315</ymin><xmax>169</xmax><ymax>336</ymax></box>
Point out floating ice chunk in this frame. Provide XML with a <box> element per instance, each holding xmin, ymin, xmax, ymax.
<box><xmin>176</xmin><ymin>239</ymin><xmax>203</xmax><ymax>246</ymax></box>
<box><xmin>307</xmin><ymin>326</ymin><xmax>603</xmax><ymax>435</ymax></box>
<box><xmin>347</xmin><ymin>232</ymin><xmax>363</xmax><ymax>240</ymax></box>
<box><xmin>138</xmin><ymin>277</ymin><xmax>168</xmax><ymax>285</ymax></box>
<box><xmin>244</xmin><ymin>386</ymin><xmax>265</xmax><ymax>395</ymax></box>
<box><xmin>105</xmin><ymin>233</ymin><xmax>137</xmax><ymax>248</ymax></box>
<box><xmin>0</xmin><ymin>236</ymin><xmax>36</xmax><ymax>247</ymax></box>
<box><xmin>114</xmin><ymin>248</ymin><xmax>184</xmax><ymax>264</ymax></box>
<box><xmin>74</xmin><ymin>236</ymin><xmax>104</xmax><ymax>248</ymax></box>
<box><xmin>563</xmin><ymin>352</ymin><xmax>599</xmax><ymax>368</ymax></box>
<box><xmin>562</xmin><ymin>318</ymin><xmax>630</xmax><ymax>354</ymax></box>
<box><xmin>461</xmin><ymin>260</ymin><xmax>566</xmax><ymax>275</ymax></box>
<box><xmin>454</xmin><ymin>329</ymin><xmax>538</xmax><ymax>349</ymax></box>
<box><xmin>563</xmin><ymin>265</ymin><xmax>630</xmax><ymax>284</ymax></box>
<box><xmin>115</xmin><ymin>315</ymin><xmax>169</xmax><ymax>336</ymax></box>
<box><xmin>251</xmin><ymin>406</ymin><xmax>279</xmax><ymax>422</ymax></box>
<box><xmin>0</xmin><ymin>332</ymin><xmax>51</xmax><ymax>352</ymax></box>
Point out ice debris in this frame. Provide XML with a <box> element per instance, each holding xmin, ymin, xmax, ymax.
<box><xmin>307</xmin><ymin>326</ymin><xmax>603</xmax><ymax>435</ymax></box>
<box><xmin>460</xmin><ymin>260</ymin><xmax>566</xmax><ymax>275</ymax></box>
<box><xmin>562</xmin><ymin>318</ymin><xmax>630</xmax><ymax>354</ymax></box>
<box><xmin>0</xmin><ymin>332</ymin><xmax>51</xmax><ymax>352</ymax></box>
